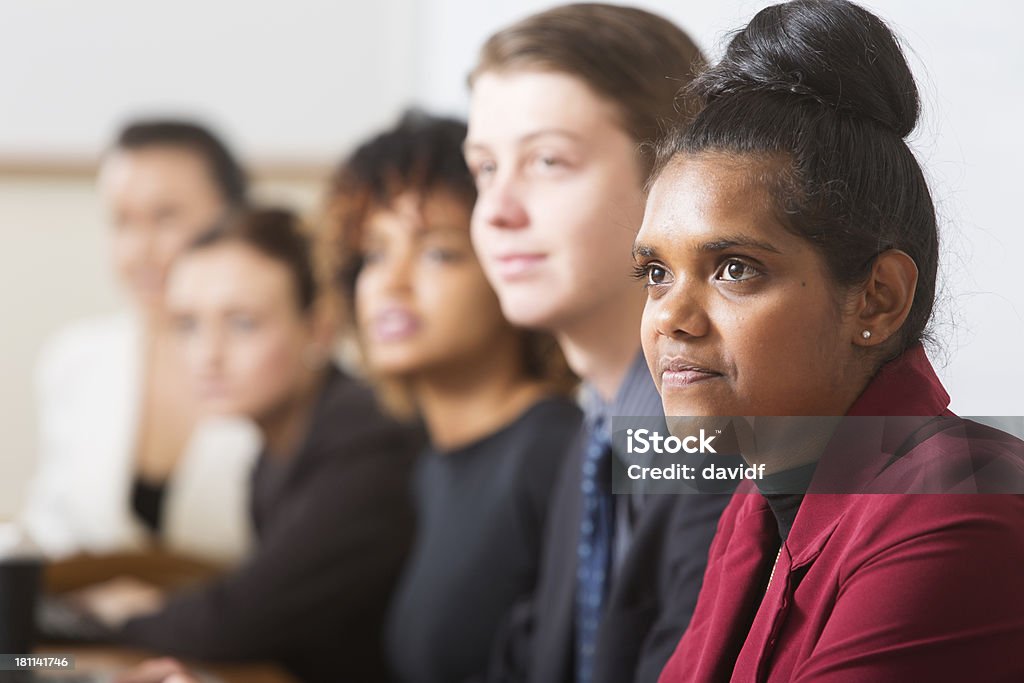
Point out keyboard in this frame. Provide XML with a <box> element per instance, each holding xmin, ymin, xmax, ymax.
<box><xmin>34</xmin><ymin>597</ymin><xmax>113</xmax><ymax>644</ymax></box>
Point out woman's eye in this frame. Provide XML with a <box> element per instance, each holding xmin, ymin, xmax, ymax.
<box><xmin>533</xmin><ymin>153</ymin><xmax>564</xmax><ymax>171</ymax></box>
<box><xmin>473</xmin><ymin>160</ymin><xmax>497</xmax><ymax>178</ymax></box>
<box><xmin>649</xmin><ymin>265</ymin><xmax>669</xmax><ymax>284</ymax></box>
<box><xmin>425</xmin><ymin>247</ymin><xmax>462</xmax><ymax>263</ymax></box>
<box><xmin>229</xmin><ymin>315</ymin><xmax>258</xmax><ymax>332</ymax></box>
<box><xmin>172</xmin><ymin>315</ymin><xmax>197</xmax><ymax>335</ymax></box>
<box><xmin>153</xmin><ymin>206</ymin><xmax>181</xmax><ymax>228</ymax></box>
<box><xmin>361</xmin><ymin>249</ymin><xmax>384</xmax><ymax>266</ymax></box>
<box><xmin>633</xmin><ymin>263</ymin><xmax>671</xmax><ymax>286</ymax></box>
<box><xmin>717</xmin><ymin>259</ymin><xmax>761</xmax><ymax>282</ymax></box>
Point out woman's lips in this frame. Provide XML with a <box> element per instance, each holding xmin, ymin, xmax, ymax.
<box><xmin>661</xmin><ymin>369</ymin><xmax>720</xmax><ymax>388</ymax></box>
<box><xmin>493</xmin><ymin>253</ymin><xmax>547</xmax><ymax>280</ymax></box>
<box><xmin>372</xmin><ymin>308</ymin><xmax>421</xmax><ymax>342</ymax></box>
<box><xmin>658</xmin><ymin>357</ymin><xmax>723</xmax><ymax>388</ymax></box>
<box><xmin>197</xmin><ymin>378</ymin><xmax>232</xmax><ymax>401</ymax></box>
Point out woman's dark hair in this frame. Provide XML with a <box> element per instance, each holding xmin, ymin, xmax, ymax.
<box><xmin>188</xmin><ymin>207</ymin><xmax>318</xmax><ymax>312</ymax></box>
<box><xmin>114</xmin><ymin>119</ymin><xmax>248</xmax><ymax>206</ymax></box>
<box><xmin>323</xmin><ymin>109</ymin><xmax>476</xmax><ymax>294</ymax></box>
<box><xmin>322</xmin><ymin>110</ymin><xmax>575</xmax><ymax>416</ymax></box>
<box><xmin>655</xmin><ymin>0</ymin><xmax>938</xmax><ymax>355</ymax></box>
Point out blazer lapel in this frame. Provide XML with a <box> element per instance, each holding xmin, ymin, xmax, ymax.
<box><xmin>686</xmin><ymin>493</ymin><xmax>778</xmax><ymax>682</ymax></box>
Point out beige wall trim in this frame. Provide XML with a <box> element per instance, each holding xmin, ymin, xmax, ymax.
<box><xmin>0</xmin><ymin>155</ymin><xmax>333</xmax><ymax>183</ymax></box>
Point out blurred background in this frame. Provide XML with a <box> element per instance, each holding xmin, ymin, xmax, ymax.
<box><xmin>2</xmin><ymin>0</ymin><xmax>1023</xmax><ymax>519</ymax></box>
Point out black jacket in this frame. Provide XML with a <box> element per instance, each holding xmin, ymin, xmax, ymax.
<box><xmin>488</xmin><ymin>444</ymin><xmax>730</xmax><ymax>683</ymax></box>
<box><xmin>119</xmin><ymin>367</ymin><xmax>421</xmax><ymax>682</ymax></box>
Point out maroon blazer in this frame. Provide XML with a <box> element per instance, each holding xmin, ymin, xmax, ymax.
<box><xmin>659</xmin><ymin>345</ymin><xmax>1024</xmax><ymax>682</ymax></box>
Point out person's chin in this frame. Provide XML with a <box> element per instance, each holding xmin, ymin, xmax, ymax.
<box><xmin>666</xmin><ymin>404</ymin><xmax>714</xmax><ymax>419</ymax></box>
<box><xmin>663</xmin><ymin>391</ymin><xmax>730</xmax><ymax>418</ymax></box>
<box><xmin>368</xmin><ymin>350</ymin><xmax>426</xmax><ymax>377</ymax></box>
<box><xmin>496</xmin><ymin>287</ymin><xmax>568</xmax><ymax>332</ymax></box>
<box><xmin>201</xmin><ymin>401</ymin><xmax>245</xmax><ymax>417</ymax></box>
<box><xmin>198</xmin><ymin>396</ymin><xmax>244</xmax><ymax>417</ymax></box>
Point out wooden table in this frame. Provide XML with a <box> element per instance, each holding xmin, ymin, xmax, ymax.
<box><xmin>45</xmin><ymin>551</ymin><xmax>223</xmax><ymax>594</ymax></box>
<box><xmin>35</xmin><ymin>552</ymin><xmax>297</xmax><ymax>682</ymax></box>
<box><xmin>35</xmin><ymin>644</ymin><xmax>298</xmax><ymax>683</ymax></box>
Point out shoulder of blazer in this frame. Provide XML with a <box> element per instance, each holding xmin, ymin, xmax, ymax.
<box><xmin>295</xmin><ymin>367</ymin><xmax>423</xmax><ymax>470</ymax></box>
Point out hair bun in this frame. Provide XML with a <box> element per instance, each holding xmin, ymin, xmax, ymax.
<box><xmin>695</xmin><ymin>0</ymin><xmax>919</xmax><ymax>138</ymax></box>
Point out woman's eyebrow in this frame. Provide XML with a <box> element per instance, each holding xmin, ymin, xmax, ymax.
<box><xmin>698</xmin><ymin>235</ymin><xmax>782</xmax><ymax>254</ymax></box>
<box><xmin>632</xmin><ymin>235</ymin><xmax>781</xmax><ymax>261</ymax></box>
<box><xmin>462</xmin><ymin>140</ymin><xmax>486</xmax><ymax>156</ymax></box>
<box><xmin>517</xmin><ymin>128</ymin><xmax>583</xmax><ymax>145</ymax></box>
<box><xmin>632</xmin><ymin>242</ymin><xmax>658</xmax><ymax>260</ymax></box>
<box><xmin>411</xmin><ymin>227</ymin><xmax>468</xmax><ymax>243</ymax></box>
<box><xmin>464</xmin><ymin>128</ymin><xmax>583</xmax><ymax>154</ymax></box>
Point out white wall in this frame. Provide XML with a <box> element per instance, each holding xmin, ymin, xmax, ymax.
<box><xmin>2</xmin><ymin>0</ymin><xmax>1022</xmax><ymax>517</ymax></box>
<box><xmin>0</xmin><ymin>0</ymin><xmax>418</xmax><ymax>164</ymax></box>
<box><xmin>0</xmin><ymin>0</ymin><xmax>423</xmax><ymax>519</ymax></box>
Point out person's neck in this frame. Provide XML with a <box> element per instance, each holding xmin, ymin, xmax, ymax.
<box><xmin>555</xmin><ymin>288</ymin><xmax>644</xmax><ymax>402</ymax></box>
<box><xmin>413</xmin><ymin>338</ymin><xmax>550</xmax><ymax>453</ymax></box>
<box><xmin>259</xmin><ymin>371</ymin><xmax>327</xmax><ymax>460</ymax></box>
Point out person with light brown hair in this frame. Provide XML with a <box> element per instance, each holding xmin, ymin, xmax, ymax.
<box><xmin>465</xmin><ymin>5</ymin><xmax>729</xmax><ymax>683</ymax></box>
<box><xmin>326</xmin><ymin>110</ymin><xmax>583</xmax><ymax>683</ymax></box>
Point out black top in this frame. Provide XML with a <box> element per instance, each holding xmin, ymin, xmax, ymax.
<box><xmin>756</xmin><ymin>421</ymin><xmax>930</xmax><ymax>544</ymax></box>
<box><xmin>118</xmin><ymin>366</ymin><xmax>423</xmax><ymax>683</ymax></box>
<box><xmin>386</xmin><ymin>396</ymin><xmax>583</xmax><ymax>683</ymax></box>
<box><xmin>130</xmin><ymin>477</ymin><xmax>166</xmax><ymax>532</ymax></box>
<box><xmin>755</xmin><ymin>461</ymin><xmax>819</xmax><ymax>543</ymax></box>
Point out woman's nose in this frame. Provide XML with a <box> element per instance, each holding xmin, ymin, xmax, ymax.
<box><xmin>375</xmin><ymin>248</ymin><xmax>415</xmax><ymax>295</ymax></box>
<box><xmin>653</xmin><ymin>280</ymin><xmax>711</xmax><ymax>340</ymax></box>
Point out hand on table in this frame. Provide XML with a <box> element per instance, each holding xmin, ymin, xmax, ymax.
<box><xmin>114</xmin><ymin>657</ymin><xmax>199</xmax><ymax>683</ymax></box>
<box><xmin>69</xmin><ymin>576</ymin><xmax>166</xmax><ymax>627</ymax></box>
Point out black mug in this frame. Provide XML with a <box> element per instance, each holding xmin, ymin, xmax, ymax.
<box><xmin>0</xmin><ymin>559</ymin><xmax>42</xmax><ymax>654</ymax></box>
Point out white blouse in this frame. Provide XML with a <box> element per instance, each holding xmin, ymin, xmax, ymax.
<box><xmin>21</xmin><ymin>313</ymin><xmax>260</xmax><ymax>564</ymax></box>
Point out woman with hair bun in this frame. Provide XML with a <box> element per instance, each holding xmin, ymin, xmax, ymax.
<box><xmin>636</xmin><ymin>1</ymin><xmax>1024</xmax><ymax>681</ymax></box>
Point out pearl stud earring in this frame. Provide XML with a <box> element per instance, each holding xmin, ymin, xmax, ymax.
<box><xmin>861</xmin><ymin>330</ymin><xmax>872</xmax><ymax>340</ymax></box>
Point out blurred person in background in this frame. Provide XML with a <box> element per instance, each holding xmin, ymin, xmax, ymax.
<box><xmin>325</xmin><ymin>110</ymin><xmax>582</xmax><ymax>683</ymax></box>
<box><xmin>81</xmin><ymin>206</ymin><xmax>420</xmax><ymax>682</ymax></box>
<box><xmin>22</xmin><ymin>120</ymin><xmax>259</xmax><ymax>564</ymax></box>
<box><xmin>465</xmin><ymin>5</ymin><xmax>731</xmax><ymax>682</ymax></box>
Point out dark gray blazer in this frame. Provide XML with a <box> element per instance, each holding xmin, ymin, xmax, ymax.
<box><xmin>119</xmin><ymin>366</ymin><xmax>422</xmax><ymax>683</ymax></box>
<box><xmin>487</xmin><ymin>354</ymin><xmax>730</xmax><ymax>683</ymax></box>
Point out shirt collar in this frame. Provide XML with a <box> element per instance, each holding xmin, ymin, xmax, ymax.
<box><xmin>845</xmin><ymin>343</ymin><xmax>950</xmax><ymax>417</ymax></box>
<box><xmin>783</xmin><ymin>345</ymin><xmax>954</xmax><ymax>563</ymax></box>
<box><xmin>581</xmin><ymin>349</ymin><xmax>663</xmax><ymax>434</ymax></box>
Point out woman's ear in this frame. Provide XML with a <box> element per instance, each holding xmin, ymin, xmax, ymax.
<box><xmin>852</xmin><ymin>249</ymin><xmax>918</xmax><ymax>347</ymax></box>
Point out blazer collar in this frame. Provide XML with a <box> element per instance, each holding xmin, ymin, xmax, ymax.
<box><xmin>845</xmin><ymin>343</ymin><xmax>950</xmax><ymax>417</ymax></box>
<box><xmin>786</xmin><ymin>344</ymin><xmax>952</xmax><ymax>566</ymax></box>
